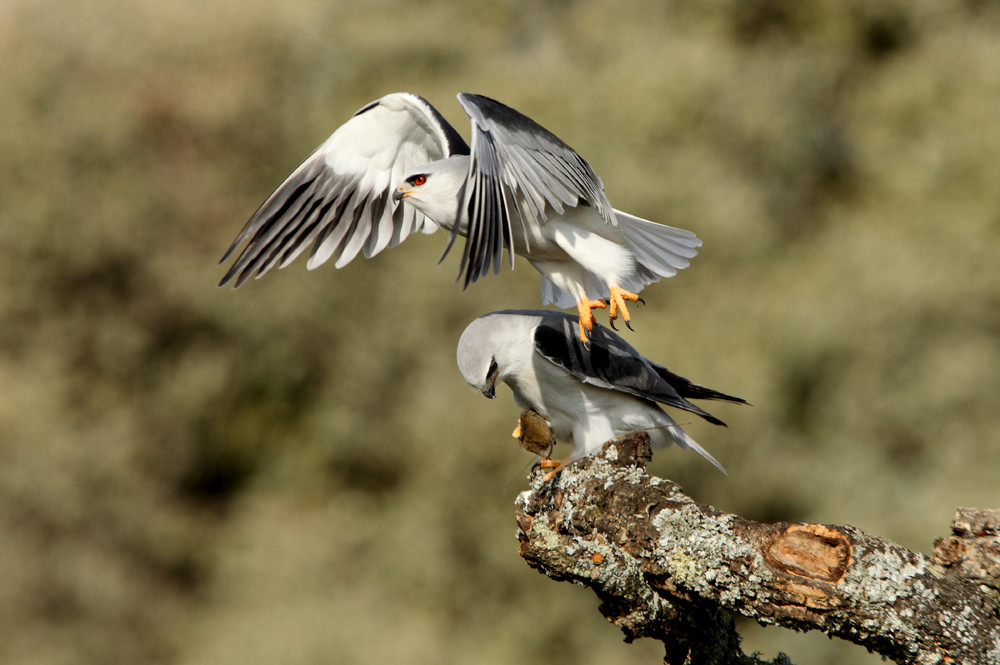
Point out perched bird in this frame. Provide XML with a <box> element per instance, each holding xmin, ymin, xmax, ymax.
<box><xmin>219</xmin><ymin>92</ymin><xmax>701</xmax><ymax>339</ymax></box>
<box><xmin>456</xmin><ymin>310</ymin><xmax>746</xmax><ymax>478</ymax></box>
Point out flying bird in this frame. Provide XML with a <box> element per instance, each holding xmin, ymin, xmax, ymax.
<box><xmin>219</xmin><ymin>92</ymin><xmax>701</xmax><ymax>339</ymax></box>
<box><xmin>456</xmin><ymin>310</ymin><xmax>746</xmax><ymax>479</ymax></box>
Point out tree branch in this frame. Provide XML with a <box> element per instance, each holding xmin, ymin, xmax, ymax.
<box><xmin>513</xmin><ymin>422</ymin><xmax>1000</xmax><ymax>665</ymax></box>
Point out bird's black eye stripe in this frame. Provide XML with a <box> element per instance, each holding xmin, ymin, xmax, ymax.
<box><xmin>487</xmin><ymin>359</ymin><xmax>498</xmax><ymax>378</ymax></box>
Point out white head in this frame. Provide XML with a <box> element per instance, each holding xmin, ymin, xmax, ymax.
<box><xmin>456</xmin><ymin>314</ymin><xmax>503</xmax><ymax>399</ymax></box>
<box><xmin>456</xmin><ymin>311</ymin><xmax>544</xmax><ymax>400</ymax></box>
<box><xmin>392</xmin><ymin>156</ymin><xmax>470</xmax><ymax>228</ymax></box>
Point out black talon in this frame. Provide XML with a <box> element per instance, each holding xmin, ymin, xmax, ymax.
<box><xmin>609</xmin><ymin>317</ymin><xmax>618</xmax><ymax>331</ymax></box>
<box><xmin>637</xmin><ymin>297</ymin><xmax>646</xmax><ymax>306</ymax></box>
<box><xmin>625</xmin><ymin>319</ymin><xmax>634</xmax><ymax>332</ymax></box>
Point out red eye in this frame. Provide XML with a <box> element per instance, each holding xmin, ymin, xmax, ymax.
<box><xmin>412</xmin><ymin>174</ymin><xmax>426</xmax><ymax>186</ymax></box>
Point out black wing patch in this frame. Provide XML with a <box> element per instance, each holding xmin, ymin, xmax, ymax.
<box><xmin>532</xmin><ymin>314</ymin><xmax>742</xmax><ymax>426</ymax></box>
<box><xmin>411</xmin><ymin>95</ymin><xmax>471</xmax><ymax>158</ymax></box>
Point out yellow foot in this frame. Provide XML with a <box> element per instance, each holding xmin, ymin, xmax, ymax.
<box><xmin>512</xmin><ymin>424</ymin><xmax>522</xmax><ymax>438</ymax></box>
<box><xmin>539</xmin><ymin>457</ymin><xmax>570</xmax><ymax>482</ymax></box>
<box><xmin>575</xmin><ymin>298</ymin><xmax>608</xmax><ymax>341</ymax></box>
<box><xmin>607</xmin><ymin>286</ymin><xmax>643</xmax><ymax>331</ymax></box>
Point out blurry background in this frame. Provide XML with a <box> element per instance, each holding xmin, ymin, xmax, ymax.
<box><xmin>2</xmin><ymin>0</ymin><xmax>999</xmax><ymax>663</ymax></box>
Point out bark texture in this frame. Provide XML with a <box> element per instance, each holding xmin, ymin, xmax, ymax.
<box><xmin>513</xmin><ymin>425</ymin><xmax>1000</xmax><ymax>665</ymax></box>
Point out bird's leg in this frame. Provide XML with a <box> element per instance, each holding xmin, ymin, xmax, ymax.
<box><xmin>575</xmin><ymin>298</ymin><xmax>608</xmax><ymax>341</ymax></box>
<box><xmin>538</xmin><ymin>456</ymin><xmax>572</xmax><ymax>482</ymax></box>
<box><xmin>607</xmin><ymin>286</ymin><xmax>644</xmax><ymax>331</ymax></box>
<box><xmin>511</xmin><ymin>423</ymin><xmax>522</xmax><ymax>438</ymax></box>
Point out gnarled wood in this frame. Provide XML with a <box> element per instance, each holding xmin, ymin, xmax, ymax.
<box><xmin>934</xmin><ymin>507</ymin><xmax>1000</xmax><ymax>592</ymax></box>
<box><xmin>514</xmin><ymin>425</ymin><xmax>1000</xmax><ymax>665</ymax></box>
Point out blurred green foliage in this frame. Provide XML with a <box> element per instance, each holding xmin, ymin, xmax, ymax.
<box><xmin>2</xmin><ymin>0</ymin><xmax>999</xmax><ymax>663</ymax></box>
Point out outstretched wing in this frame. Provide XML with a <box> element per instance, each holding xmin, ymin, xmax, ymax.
<box><xmin>532</xmin><ymin>313</ymin><xmax>740</xmax><ymax>425</ymax></box>
<box><xmin>444</xmin><ymin>93</ymin><xmax>615</xmax><ymax>288</ymax></box>
<box><xmin>219</xmin><ymin>93</ymin><xmax>469</xmax><ymax>287</ymax></box>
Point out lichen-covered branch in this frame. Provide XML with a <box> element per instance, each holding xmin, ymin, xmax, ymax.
<box><xmin>514</xmin><ymin>425</ymin><xmax>1000</xmax><ymax>665</ymax></box>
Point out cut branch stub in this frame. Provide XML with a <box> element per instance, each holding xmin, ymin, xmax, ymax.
<box><xmin>933</xmin><ymin>507</ymin><xmax>1000</xmax><ymax>591</ymax></box>
<box><xmin>764</xmin><ymin>523</ymin><xmax>851</xmax><ymax>583</ymax></box>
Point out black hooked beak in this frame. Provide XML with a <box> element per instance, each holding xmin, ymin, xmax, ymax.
<box><xmin>482</xmin><ymin>359</ymin><xmax>499</xmax><ymax>399</ymax></box>
<box><xmin>391</xmin><ymin>187</ymin><xmax>405</xmax><ymax>203</ymax></box>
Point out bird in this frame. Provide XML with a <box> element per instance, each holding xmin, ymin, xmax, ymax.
<box><xmin>456</xmin><ymin>309</ymin><xmax>746</xmax><ymax>479</ymax></box>
<box><xmin>219</xmin><ymin>92</ymin><xmax>702</xmax><ymax>340</ymax></box>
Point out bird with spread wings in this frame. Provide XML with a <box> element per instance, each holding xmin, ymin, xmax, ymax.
<box><xmin>219</xmin><ymin>92</ymin><xmax>701</xmax><ymax>340</ymax></box>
